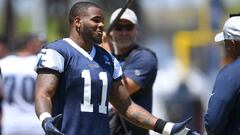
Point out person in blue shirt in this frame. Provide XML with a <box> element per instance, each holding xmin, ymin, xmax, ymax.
<box><xmin>102</xmin><ymin>8</ymin><xmax>157</xmax><ymax>135</ymax></box>
<box><xmin>205</xmin><ymin>16</ymin><xmax>240</xmax><ymax>135</ymax></box>
<box><xmin>34</xmin><ymin>1</ymin><xmax>199</xmax><ymax>135</ymax></box>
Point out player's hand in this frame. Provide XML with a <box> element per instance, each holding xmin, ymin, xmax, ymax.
<box><xmin>170</xmin><ymin>117</ymin><xmax>192</xmax><ymax>134</ymax></box>
<box><xmin>100</xmin><ymin>32</ymin><xmax>113</xmax><ymax>53</ymax></box>
<box><xmin>171</xmin><ymin>127</ymin><xmax>200</xmax><ymax>135</ymax></box>
<box><xmin>169</xmin><ymin>117</ymin><xmax>200</xmax><ymax>135</ymax></box>
<box><xmin>42</xmin><ymin>114</ymin><xmax>64</xmax><ymax>135</ymax></box>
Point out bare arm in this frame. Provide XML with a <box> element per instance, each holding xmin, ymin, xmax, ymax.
<box><xmin>35</xmin><ymin>70</ymin><xmax>64</xmax><ymax>135</ymax></box>
<box><xmin>35</xmin><ymin>72</ymin><xmax>59</xmax><ymax>118</ymax></box>
<box><xmin>121</xmin><ymin>76</ymin><xmax>141</xmax><ymax>95</ymax></box>
<box><xmin>109</xmin><ymin>80</ymin><xmax>157</xmax><ymax>130</ymax></box>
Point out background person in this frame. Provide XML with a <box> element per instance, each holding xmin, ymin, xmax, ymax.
<box><xmin>0</xmin><ymin>33</ymin><xmax>44</xmax><ymax>135</ymax></box>
<box><xmin>102</xmin><ymin>8</ymin><xmax>158</xmax><ymax>135</ymax></box>
<box><xmin>205</xmin><ymin>16</ymin><xmax>240</xmax><ymax>135</ymax></box>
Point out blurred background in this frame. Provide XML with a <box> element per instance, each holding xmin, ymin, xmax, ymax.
<box><xmin>0</xmin><ymin>0</ymin><xmax>240</xmax><ymax>134</ymax></box>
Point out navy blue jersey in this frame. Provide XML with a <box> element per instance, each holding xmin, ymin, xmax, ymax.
<box><xmin>205</xmin><ymin>59</ymin><xmax>240</xmax><ymax>135</ymax></box>
<box><xmin>116</xmin><ymin>46</ymin><xmax>158</xmax><ymax>135</ymax></box>
<box><xmin>35</xmin><ymin>38</ymin><xmax>122</xmax><ymax>135</ymax></box>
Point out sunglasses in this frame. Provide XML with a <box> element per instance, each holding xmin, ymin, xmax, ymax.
<box><xmin>114</xmin><ymin>24</ymin><xmax>135</xmax><ymax>31</ymax></box>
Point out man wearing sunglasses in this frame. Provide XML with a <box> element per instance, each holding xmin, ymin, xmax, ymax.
<box><xmin>107</xmin><ymin>8</ymin><xmax>158</xmax><ymax>135</ymax></box>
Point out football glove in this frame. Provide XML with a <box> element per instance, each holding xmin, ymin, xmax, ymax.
<box><xmin>42</xmin><ymin>114</ymin><xmax>64</xmax><ymax>135</ymax></box>
<box><xmin>165</xmin><ymin>117</ymin><xmax>200</xmax><ymax>135</ymax></box>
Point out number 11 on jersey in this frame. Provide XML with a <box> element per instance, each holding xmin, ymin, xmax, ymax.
<box><xmin>81</xmin><ymin>70</ymin><xmax>108</xmax><ymax>114</ymax></box>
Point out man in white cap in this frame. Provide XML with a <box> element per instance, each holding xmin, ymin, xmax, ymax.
<box><xmin>205</xmin><ymin>16</ymin><xmax>240</xmax><ymax>135</ymax></box>
<box><xmin>108</xmin><ymin>9</ymin><xmax>157</xmax><ymax>135</ymax></box>
<box><xmin>102</xmin><ymin>8</ymin><xmax>199</xmax><ymax>135</ymax></box>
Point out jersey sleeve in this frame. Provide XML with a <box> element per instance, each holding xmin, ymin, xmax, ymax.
<box><xmin>204</xmin><ymin>68</ymin><xmax>239</xmax><ymax>134</ymax></box>
<box><xmin>35</xmin><ymin>48</ymin><xmax>65</xmax><ymax>73</ymax></box>
<box><xmin>111</xmin><ymin>54</ymin><xmax>122</xmax><ymax>81</ymax></box>
<box><xmin>123</xmin><ymin>50</ymin><xmax>157</xmax><ymax>88</ymax></box>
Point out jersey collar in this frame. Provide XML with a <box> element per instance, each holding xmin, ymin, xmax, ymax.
<box><xmin>63</xmin><ymin>38</ymin><xmax>96</xmax><ymax>61</ymax></box>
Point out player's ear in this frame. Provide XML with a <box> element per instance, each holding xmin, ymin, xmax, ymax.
<box><xmin>234</xmin><ymin>40</ymin><xmax>240</xmax><ymax>48</ymax></box>
<box><xmin>231</xmin><ymin>40</ymin><xmax>237</xmax><ymax>46</ymax></box>
<box><xmin>109</xmin><ymin>31</ymin><xmax>113</xmax><ymax>40</ymax></box>
<box><xmin>74</xmin><ymin>16</ymin><xmax>82</xmax><ymax>33</ymax></box>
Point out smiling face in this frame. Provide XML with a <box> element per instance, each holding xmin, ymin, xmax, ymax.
<box><xmin>81</xmin><ymin>6</ymin><xmax>104</xmax><ymax>44</ymax></box>
<box><xmin>111</xmin><ymin>19</ymin><xmax>137</xmax><ymax>49</ymax></box>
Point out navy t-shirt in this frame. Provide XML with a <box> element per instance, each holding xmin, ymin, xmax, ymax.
<box><xmin>205</xmin><ymin>59</ymin><xmax>240</xmax><ymax>135</ymax></box>
<box><xmin>116</xmin><ymin>45</ymin><xmax>158</xmax><ymax>135</ymax></box>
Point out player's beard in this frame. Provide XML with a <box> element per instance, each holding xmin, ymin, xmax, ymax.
<box><xmin>82</xmin><ymin>25</ymin><xmax>102</xmax><ymax>44</ymax></box>
<box><xmin>112</xmin><ymin>36</ymin><xmax>135</xmax><ymax>49</ymax></box>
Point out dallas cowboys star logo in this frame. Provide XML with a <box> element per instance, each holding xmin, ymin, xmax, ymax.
<box><xmin>36</xmin><ymin>56</ymin><xmax>46</xmax><ymax>68</ymax></box>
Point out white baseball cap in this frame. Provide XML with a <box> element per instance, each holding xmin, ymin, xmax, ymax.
<box><xmin>215</xmin><ymin>16</ymin><xmax>240</xmax><ymax>42</ymax></box>
<box><xmin>110</xmin><ymin>8</ymin><xmax>138</xmax><ymax>24</ymax></box>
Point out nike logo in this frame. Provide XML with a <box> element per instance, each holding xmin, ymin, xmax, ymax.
<box><xmin>210</xmin><ymin>92</ymin><xmax>215</xmax><ymax>96</ymax></box>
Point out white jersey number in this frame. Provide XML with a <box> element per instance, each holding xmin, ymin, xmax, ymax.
<box><xmin>80</xmin><ymin>70</ymin><xmax>108</xmax><ymax>114</ymax></box>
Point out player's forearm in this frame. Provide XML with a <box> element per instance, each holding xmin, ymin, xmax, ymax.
<box><xmin>110</xmin><ymin>81</ymin><xmax>166</xmax><ymax>132</ymax></box>
<box><xmin>120</xmin><ymin>101</ymin><xmax>158</xmax><ymax>130</ymax></box>
<box><xmin>110</xmin><ymin>81</ymin><xmax>157</xmax><ymax>129</ymax></box>
<box><xmin>35</xmin><ymin>93</ymin><xmax>52</xmax><ymax>118</ymax></box>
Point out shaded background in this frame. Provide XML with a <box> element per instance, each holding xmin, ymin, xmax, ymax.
<box><xmin>0</xmin><ymin>0</ymin><xmax>240</xmax><ymax>134</ymax></box>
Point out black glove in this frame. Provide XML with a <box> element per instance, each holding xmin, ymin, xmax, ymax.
<box><xmin>42</xmin><ymin>114</ymin><xmax>64</xmax><ymax>135</ymax></box>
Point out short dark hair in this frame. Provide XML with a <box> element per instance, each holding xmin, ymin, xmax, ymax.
<box><xmin>229</xmin><ymin>12</ymin><xmax>240</xmax><ymax>18</ymax></box>
<box><xmin>68</xmin><ymin>1</ymin><xmax>101</xmax><ymax>25</ymax></box>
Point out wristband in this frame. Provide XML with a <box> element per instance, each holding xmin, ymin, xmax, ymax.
<box><xmin>153</xmin><ymin>119</ymin><xmax>167</xmax><ymax>133</ymax></box>
<box><xmin>162</xmin><ymin>122</ymin><xmax>174</xmax><ymax>135</ymax></box>
<box><xmin>39</xmin><ymin>112</ymin><xmax>52</xmax><ymax>124</ymax></box>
